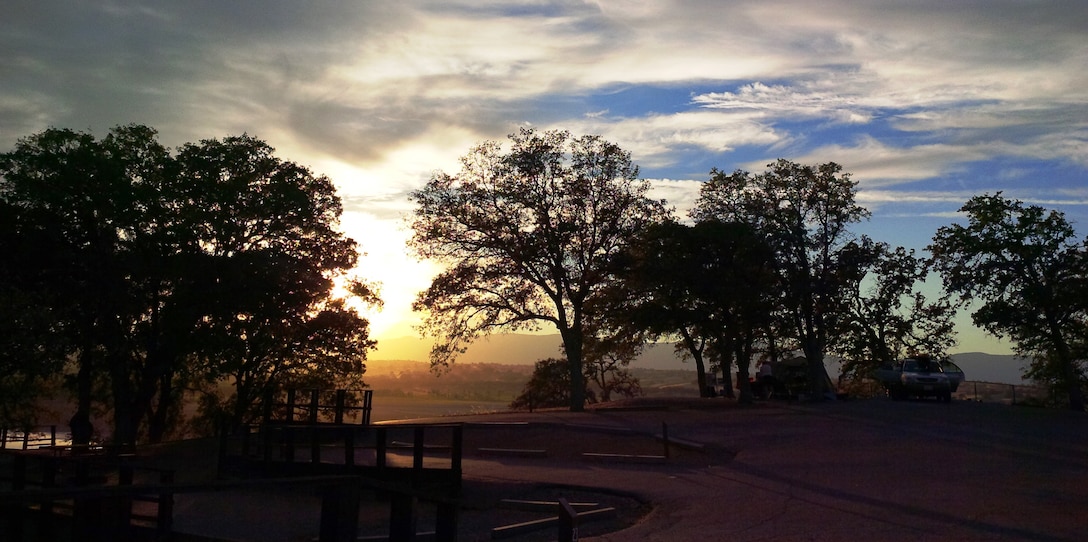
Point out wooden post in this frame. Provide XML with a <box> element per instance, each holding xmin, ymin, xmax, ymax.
<box><xmin>662</xmin><ymin>422</ymin><xmax>670</xmax><ymax>459</ymax></box>
<box><xmin>11</xmin><ymin>454</ymin><xmax>26</xmax><ymax>490</ymax></box>
<box><xmin>319</xmin><ymin>480</ymin><xmax>361</xmax><ymax>542</ymax></box>
<box><xmin>21</xmin><ymin>428</ymin><xmax>29</xmax><ymax>450</ymax></box>
<box><xmin>157</xmin><ymin>470</ymin><xmax>174</xmax><ymax>536</ymax></box>
<box><xmin>362</xmin><ymin>390</ymin><xmax>373</xmax><ymax>426</ymax></box>
<box><xmin>286</xmin><ymin>389</ymin><xmax>297</xmax><ymax>423</ymax></box>
<box><xmin>451</xmin><ymin>425</ymin><xmax>463</xmax><ymax>488</ymax></box>
<box><xmin>262</xmin><ymin>389</ymin><xmax>274</xmax><ymax>424</ymax></box>
<box><xmin>413</xmin><ymin>426</ymin><xmax>425</xmax><ymax>471</ymax></box>
<box><xmin>435</xmin><ymin>500</ymin><xmax>459</xmax><ymax>542</ymax></box>
<box><xmin>334</xmin><ymin>390</ymin><xmax>346</xmax><ymax>424</ymax></box>
<box><xmin>284</xmin><ymin>427</ymin><xmax>296</xmax><ymax>463</ymax></box>
<box><xmin>38</xmin><ymin>458</ymin><xmax>57</xmax><ymax>539</ymax></box>
<box><xmin>1</xmin><ymin>427</ymin><xmax>7</xmax><ymax>449</ymax></box>
<box><xmin>558</xmin><ymin>497</ymin><xmax>578</xmax><ymax>542</ymax></box>
<box><xmin>389</xmin><ymin>493</ymin><xmax>418</xmax><ymax>541</ymax></box>
<box><xmin>309</xmin><ymin>389</ymin><xmax>320</xmax><ymax>424</ymax></box>
<box><xmin>344</xmin><ymin>429</ymin><xmax>355</xmax><ymax>466</ymax></box>
<box><xmin>50</xmin><ymin>425</ymin><xmax>57</xmax><ymax>447</ymax></box>
<box><xmin>376</xmin><ymin>428</ymin><xmax>387</xmax><ymax>469</ymax></box>
<box><xmin>3</xmin><ymin>456</ymin><xmax>26</xmax><ymax>540</ymax></box>
<box><xmin>116</xmin><ymin>464</ymin><xmax>135</xmax><ymax>532</ymax></box>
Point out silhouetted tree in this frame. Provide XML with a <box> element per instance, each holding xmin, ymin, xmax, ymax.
<box><xmin>692</xmin><ymin>160</ymin><xmax>870</xmax><ymax>398</ymax></box>
<box><xmin>930</xmin><ymin>193</ymin><xmax>1087</xmax><ymax>411</ymax></box>
<box><xmin>618</xmin><ymin>220</ymin><xmax>777</xmax><ymax>403</ymax></box>
<box><xmin>0</xmin><ymin>126</ymin><xmax>377</xmax><ymax>442</ymax></box>
<box><xmin>510</xmin><ymin>358</ymin><xmax>575</xmax><ymax>410</ymax></box>
<box><xmin>409</xmin><ymin>128</ymin><xmax>670</xmax><ymax>412</ymax></box>
<box><xmin>830</xmin><ymin>239</ymin><xmax>957</xmax><ymax>381</ymax></box>
<box><xmin>581</xmin><ymin>333</ymin><xmax>642</xmax><ymax>402</ymax></box>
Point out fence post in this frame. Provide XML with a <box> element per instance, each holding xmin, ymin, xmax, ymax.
<box><xmin>435</xmin><ymin>499</ymin><xmax>459</xmax><ymax>542</ymax></box>
<box><xmin>558</xmin><ymin>497</ymin><xmax>578</xmax><ymax>542</ymax></box>
<box><xmin>4</xmin><ymin>455</ymin><xmax>27</xmax><ymax>541</ymax></box>
<box><xmin>662</xmin><ymin>422</ymin><xmax>670</xmax><ymax>459</ymax></box>
<box><xmin>344</xmin><ymin>429</ymin><xmax>355</xmax><ymax>466</ymax></box>
<box><xmin>262</xmin><ymin>389</ymin><xmax>274</xmax><ymax>424</ymax></box>
<box><xmin>376</xmin><ymin>428</ymin><xmax>387</xmax><ymax>469</ymax></box>
<box><xmin>451</xmin><ymin>425</ymin><xmax>463</xmax><ymax>489</ymax></box>
<box><xmin>158</xmin><ymin>470</ymin><xmax>175</xmax><ymax>536</ymax></box>
<box><xmin>309</xmin><ymin>389</ymin><xmax>320</xmax><ymax>424</ymax></box>
<box><xmin>362</xmin><ymin>390</ymin><xmax>373</xmax><ymax>426</ymax></box>
<box><xmin>334</xmin><ymin>390</ymin><xmax>346</xmax><ymax>424</ymax></box>
<box><xmin>389</xmin><ymin>492</ymin><xmax>418</xmax><ymax>541</ymax></box>
<box><xmin>286</xmin><ymin>389</ymin><xmax>297</xmax><ymax>423</ymax></box>
<box><xmin>318</xmin><ymin>479</ymin><xmax>361</xmax><ymax>542</ymax></box>
<box><xmin>413</xmin><ymin>426</ymin><xmax>425</xmax><ymax>471</ymax></box>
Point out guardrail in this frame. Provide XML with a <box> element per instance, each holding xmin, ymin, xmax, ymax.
<box><xmin>0</xmin><ymin>426</ymin><xmax>62</xmax><ymax>450</ymax></box>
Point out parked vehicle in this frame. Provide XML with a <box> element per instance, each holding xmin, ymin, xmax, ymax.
<box><xmin>939</xmin><ymin>359</ymin><xmax>965</xmax><ymax>392</ymax></box>
<box><xmin>873</xmin><ymin>357</ymin><xmax>953</xmax><ymax>402</ymax></box>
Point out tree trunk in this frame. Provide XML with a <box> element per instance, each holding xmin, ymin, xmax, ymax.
<box><xmin>70</xmin><ymin>349</ymin><xmax>96</xmax><ymax>446</ymax></box>
<box><xmin>736</xmin><ymin>337</ymin><xmax>755</xmax><ymax>404</ymax></box>
<box><xmin>560</xmin><ymin>327</ymin><xmax>586</xmax><ymax>412</ymax></box>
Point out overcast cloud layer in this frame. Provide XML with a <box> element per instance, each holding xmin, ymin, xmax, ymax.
<box><xmin>3</xmin><ymin>1</ymin><xmax>1087</xmax><ymax>349</ymax></box>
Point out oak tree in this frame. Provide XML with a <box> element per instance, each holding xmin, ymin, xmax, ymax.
<box><xmin>408</xmin><ymin>129</ymin><xmax>670</xmax><ymax>411</ymax></box>
<box><xmin>830</xmin><ymin>239</ymin><xmax>957</xmax><ymax>381</ymax></box>
<box><xmin>0</xmin><ymin>126</ymin><xmax>376</xmax><ymax>442</ymax></box>
<box><xmin>930</xmin><ymin>193</ymin><xmax>1087</xmax><ymax>410</ymax></box>
<box><xmin>692</xmin><ymin>160</ymin><xmax>870</xmax><ymax>397</ymax></box>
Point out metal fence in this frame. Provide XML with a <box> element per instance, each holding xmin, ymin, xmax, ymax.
<box><xmin>952</xmin><ymin>381</ymin><xmax>1050</xmax><ymax>405</ymax></box>
<box><xmin>843</xmin><ymin>379</ymin><xmax>1050</xmax><ymax>406</ymax></box>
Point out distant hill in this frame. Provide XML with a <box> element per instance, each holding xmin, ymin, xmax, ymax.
<box><xmin>947</xmin><ymin>352</ymin><xmax>1031</xmax><ymax>385</ymax></box>
<box><xmin>371</xmin><ymin>333</ymin><xmax>691</xmax><ymax>371</ymax></box>
<box><xmin>370</xmin><ymin>334</ymin><xmax>1032</xmax><ymax>385</ymax></box>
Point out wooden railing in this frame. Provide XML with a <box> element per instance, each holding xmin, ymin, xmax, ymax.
<box><xmin>222</xmin><ymin>422</ymin><xmax>464</xmax><ymax>494</ymax></box>
<box><xmin>265</xmin><ymin>389</ymin><xmax>373</xmax><ymax>426</ymax></box>
<box><xmin>1</xmin><ymin>470</ymin><xmax>457</xmax><ymax>542</ymax></box>
<box><xmin>0</xmin><ymin>426</ymin><xmax>61</xmax><ymax>450</ymax></box>
<box><xmin>0</xmin><ymin>450</ymin><xmax>174</xmax><ymax>541</ymax></box>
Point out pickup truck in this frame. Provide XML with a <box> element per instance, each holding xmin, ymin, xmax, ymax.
<box><xmin>873</xmin><ymin>357</ymin><xmax>953</xmax><ymax>402</ymax></box>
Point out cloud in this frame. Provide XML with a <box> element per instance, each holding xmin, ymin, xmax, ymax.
<box><xmin>4</xmin><ymin>0</ymin><xmax>1088</xmax><ymax>349</ymax></box>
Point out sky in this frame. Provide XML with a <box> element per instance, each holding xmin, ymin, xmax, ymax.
<box><xmin>3</xmin><ymin>1</ymin><xmax>1087</xmax><ymax>357</ymax></box>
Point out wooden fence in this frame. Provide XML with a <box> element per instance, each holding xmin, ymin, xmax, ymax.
<box><xmin>1</xmin><ymin>467</ymin><xmax>456</xmax><ymax>542</ymax></box>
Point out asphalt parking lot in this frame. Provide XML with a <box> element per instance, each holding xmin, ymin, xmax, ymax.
<box><xmin>163</xmin><ymin>397</ymin><xmax>1087</xmax><ymax>541</ymax></box>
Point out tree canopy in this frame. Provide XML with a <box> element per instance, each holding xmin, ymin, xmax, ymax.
<box><xmin>616</xmin><ymin>219</ymin><xmax>777</xmax><ymax>402</ymax></box>
<box><xmin>0</xmin><ymin>125</ymin><xmax>376</xmax><ymax>440</ymax></box>
<box><xmin>408</xmin><ymin>128</ymin><xmax>671</xmax><ymax>411</ymax></box>
<box><xmin>930</xmin><ymin>193</ymin><xmax>1087</xmax><ymax>410</ymax></box>
<box><xmin>692</xmin><ymin>160</ymin><xmax>870</xmax><ymax>397</ymax></box>
<box><xmin>830</xmin><ymin>239</ymin><xmax>957</xmax><ymax>381</ymax></box>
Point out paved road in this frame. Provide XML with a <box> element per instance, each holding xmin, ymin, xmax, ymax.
<box><xmin>170</xmin><ymin>398</ymin><xmax>1088</xmax><ymax>541</ymax></box>
<box><xmin>451</xmin><ymin>399</ymin><xmax>1088</xmax><ymax>541</ymax></box>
